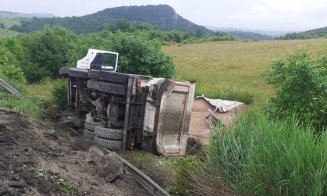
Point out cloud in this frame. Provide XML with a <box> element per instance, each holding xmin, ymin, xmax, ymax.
<box><xmin>2</xmin><ymin>0</ymin><xmax>327</xmax><ymax>31</ymax></box>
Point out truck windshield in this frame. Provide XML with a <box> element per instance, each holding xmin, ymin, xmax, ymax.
<box><xmin>101</xmin><ymin>53</ymin><xmax>117</xmax><ymax>70</ymax></box>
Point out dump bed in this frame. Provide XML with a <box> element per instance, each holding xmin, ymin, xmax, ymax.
<box><xmin>143</xmin><ymin>79</ymin><xmax>195</xmax><ymax>156</ymax></box>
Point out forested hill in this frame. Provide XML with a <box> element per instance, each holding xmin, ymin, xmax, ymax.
<box><xmin>277</xmin><ymin>27</ymin><xmax>327</xmax><ymax>39</ymax></box>
<box><xmin>226</xmin><ymin>31</ymin><xmax>273</xmax><ymax>40</ymax></box>
<box><xmin>0</xmin><ymin>11</ymin><xmax>54</xmax><ymax>18</ymax></box>
<box><xmin>10</xmin><ymin>5</ymin><xmax>212</xmax><ymax>34</ymax></box>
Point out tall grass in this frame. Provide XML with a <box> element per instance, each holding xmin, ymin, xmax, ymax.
<box><xmin>203</xmin><ymin>113</ymin><xmax>327</xmax><ymax>195</ymax></box>
<box><xmin>0</xmin><ymin>74</ymin><xmax>45</xmax><ymax>118</ymax></box>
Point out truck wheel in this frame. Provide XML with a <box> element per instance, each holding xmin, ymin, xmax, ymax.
<box><xmin>94</xmin><ymin>127</ymin><xmax>124</xmax><ymax>140</ymax></box>
<box><xmin>88</xmin><ymin>70</ymin><xmax>129</xmax><ymax>84</ymax></box>
<box><xmin>84</xmin><ymin>129</ymin><xmax>94</xmax><ymax>139</ymax></box>
<box><xmin>87</xmin><ymin>80</ymin><xmax>126</xmax><ymax>95</ymax></box>
<box><xmin>85</xmin><ymin>121</ymin><xmax>101</xmax><ymax>131</ymax></box>
<box><xmin>94</xmin><ymin>136</ymin><xmax>122</xmax><ymax>150</ymax></box>
<box><xmin>68</xmin><ymin>68</ymin><xmax>89</xmax><ymax>79</ymax></box>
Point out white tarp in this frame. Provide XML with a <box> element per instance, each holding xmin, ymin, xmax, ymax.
<box><xmin>195</xmin><ymin>95</ymin><xmax>244</xmax><ymax>113</ymax></box>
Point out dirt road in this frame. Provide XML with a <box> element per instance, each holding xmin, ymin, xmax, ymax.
<box><xmin>0</xmin><ymin>108</ymin><xmax>148</xmax><ymax>195</ymax></box>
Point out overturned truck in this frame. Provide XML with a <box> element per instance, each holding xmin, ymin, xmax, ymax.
<box><xmin>60</xmin><ymin>49</ymin><xmax>195</xmax><ymax>156</ymax></box>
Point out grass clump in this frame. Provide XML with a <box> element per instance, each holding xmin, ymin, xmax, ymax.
<box><xmin>203</xmin><ymin>113</ymin><xmax>327</xmax><ymax>195</ymax></box>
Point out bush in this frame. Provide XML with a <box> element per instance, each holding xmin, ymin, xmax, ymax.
<box><xmin>51</xmin><ymin>80</ymin><xmax>67</xmax><ymax>110</ymax></box>
<box><xmin>264</xmin><ymin>50</ymin><xmax>327</xmax><ymax>131</ymax></box>
<box><xmin>205</xmin><ymin>113</ymin><xmax>327</xmax><ymax>195</ymax></box>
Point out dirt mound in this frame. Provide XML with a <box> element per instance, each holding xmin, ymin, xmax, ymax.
<box><xmin>0</xmin><ymin>108</ymin><xmax>148</xmax><ymax>195</ymax></box>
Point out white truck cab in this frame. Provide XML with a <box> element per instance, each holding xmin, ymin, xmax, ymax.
<box><xmin>77</xmin><ymin>49</ymin><xmax>119</xmax><ymax>72</ymax></box>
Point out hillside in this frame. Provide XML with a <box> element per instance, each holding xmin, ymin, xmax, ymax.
<box><xmin>278</xmin><ymin>26</ymin><xmax>327</xmax><ymax>39</ymax></box>
<box><xmin>10</xmin><ymin>5</ymin><xmax>212</xmax><ymax>34</ymax></box>
<box><xmin>0</xmin><ymin>28</ymin><xmax>20</xmax><ymax>39</ymax></box>
<box><xmin>226</xmin><ymin>31</ymin><xmax>273</xmax><ymax>40</ymax></box>
<box><xmin>0</xmin><ymin>17</ymin><xmax>27</xmax><ymax>38</ymax></box>
<box><xmin>0</xmin><ymin>11</ymin><xmax>54</xmax><ymax>18</ymax></box>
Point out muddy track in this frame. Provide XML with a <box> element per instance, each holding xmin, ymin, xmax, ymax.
<box><xmin>0</xmin><ymin>108</ymin><xmax>148</xmax><ymax>195</ymax></box>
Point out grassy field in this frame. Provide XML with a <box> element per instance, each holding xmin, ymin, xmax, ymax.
<box><xmin>163</xmin><ymin>39</ymin><xmax>327</xmax><ymax>107</ymax></box>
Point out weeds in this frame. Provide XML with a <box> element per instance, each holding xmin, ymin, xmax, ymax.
<box><xmin>56</xmin><ymin>178</ymin><xmax>75</xmax><ymax>193</ymax></box>
<box><xmin>36</xmin><ymin>168</ymin><xmax>76</xmax><ymax>194</ymax></box>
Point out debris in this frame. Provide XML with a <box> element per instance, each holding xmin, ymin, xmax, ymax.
<box><xmin>87</xmin><ymin>146</ymin><xmax>124</xmax><ymax>183</ymax></box>
<box><xmin>189</xmin><ymin>96</ymin><xmax>245</xmax><ymax>144</ymax></box>
<box><xmin>195</xmin><ymin>95</ymin><xmax>244</xmax><ymax>113</ymax></box>
<box><xmin>0</xmin><ymin>79</ymin><xmax>21</xmax><ymax>97</ymax></box>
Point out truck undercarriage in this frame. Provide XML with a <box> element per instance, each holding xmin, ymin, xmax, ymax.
<box><xmin>60</xmin><ymin>49</ymin><xmax>195</xmax><ymax>155</ymax></box>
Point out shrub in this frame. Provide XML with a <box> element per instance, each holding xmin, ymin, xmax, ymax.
<box><xmin>264</xmin><ymin>50</ymin><xmax>327</xmax><ymax>131</ymax></box>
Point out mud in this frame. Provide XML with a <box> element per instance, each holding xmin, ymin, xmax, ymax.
<box><xmin>0</xmin><ymin>108</ymin><xmax>148</xmax><ymax>195</ymax></box>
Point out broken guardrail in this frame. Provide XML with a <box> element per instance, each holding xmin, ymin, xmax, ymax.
<box><xmin>120</xmin><ymin>156</ymin><xmax>170</xmax><ymax>196</ymax></box>
<box><xmin>0</xmin><ymin>79</ymin><xmax>21</xmax><ymax>97</ymax></box>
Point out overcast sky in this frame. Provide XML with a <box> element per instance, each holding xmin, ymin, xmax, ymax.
<box><xmin>2</xmin><ymin>0</ymin><xmax>327</xmax><ymax>31</ymax></box>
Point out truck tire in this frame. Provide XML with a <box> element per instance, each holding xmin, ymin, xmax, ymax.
<box><xmin>85</xmin><ymin>121</ymin><xmax>101</xmax><ymax>131</ymax></box>
<box><xmin>94</xmin><ymin>136</ymin><xmax>122</xmax><ymax>150</ymax></box>
<box><xmin>88</xmin><ymin>70</ymin><xmax>129</xmax><ymax>84</ymax></box>
<box><xmin>87</xmin><ymin>80</ymin><xmax>126</xmax><ymax>95</ymax></box>
<box><xmin>68</xmin><ymin>68</ymin><xmax>89</xmax><ymax>79</ymax></box>
<box><xmin>94</xmin><ymin>127</ymin><xmax>124</xmax><ymax>140</ymax></box>
<box><xmin>84</xmin><ymin>129</ymin><xmax>94</xmax><ymax>139</ymax></box>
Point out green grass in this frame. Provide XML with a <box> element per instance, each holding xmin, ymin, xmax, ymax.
<box><xmin>0</xmin><ymin>28</ymin><xmax>20</xmax><ymax>39</ymax></box>
<box><xmin>163</xmin><ymin>39</ymin><xmax>327</xmax><ymax>106</ymax></box>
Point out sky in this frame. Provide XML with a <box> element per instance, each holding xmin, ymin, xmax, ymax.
<box><xmin>2</xmin><ymin>0</ymin><xmax>327</xmax><ymax>32</ymax></box>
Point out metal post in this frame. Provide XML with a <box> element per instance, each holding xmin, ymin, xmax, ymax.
<box><xmin>68</xmin><ymin>77</ymin><xmax>73</xmax><ymax>107</ymax></box>
<box><xmin>75</xmin><ymin>78</ymin><xmax>81</xmax><ymax>116</ymax></box>
<box><xmin>122</xmin><ymin>78</ymin><xmax>133</xmax><ymax>150</ymax></box>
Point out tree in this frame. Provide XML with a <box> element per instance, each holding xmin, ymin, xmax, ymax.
<box><xmin>109</xmin><ymin>32</ymin><xmax>175</xmax><ymax>77</ymax></box>
<box><xmin>20</xmin><ymin>26</ymin><xmax>77</xmax><ymax>82</ymax></box>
